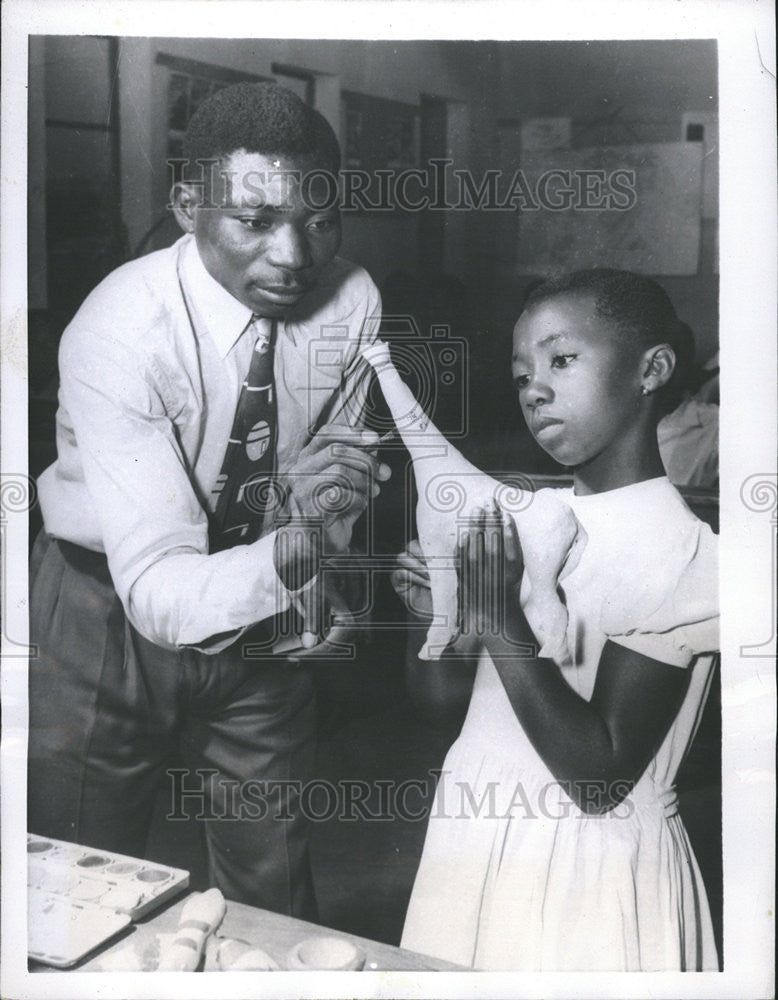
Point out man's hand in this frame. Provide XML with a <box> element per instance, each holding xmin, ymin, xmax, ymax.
<box><xmin>286</xmin><ymin>424</ymin><xmax>390</xmax><ymax>550</ymax></box>
<box><xmin>274</xmin><ymin>424</ymin><xmax>390</xmax><ymax>591</ymax></box>
<box><xmin>391</xmin><ymin>539</ymin><xmax>433</xmax><ymax>621</ymax></box>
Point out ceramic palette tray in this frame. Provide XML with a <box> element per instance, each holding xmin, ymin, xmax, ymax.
<box><xmin>27</xmin><ymin>833</ymin><xmax>190</xmax><ymax>967</ymax></box>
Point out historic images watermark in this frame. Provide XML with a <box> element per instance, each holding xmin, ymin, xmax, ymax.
<box><xmin>167</xmin><ymin>159</ymin><xmax>638</xmax><ymax>214</ymax></box>
<box><xmin>166</xmin><ymin>768</ymin><xmax>638</xmax><ymax>823</ymax></box>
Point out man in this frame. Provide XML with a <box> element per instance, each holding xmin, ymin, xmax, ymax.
<box><xmin>28</xmin><ymin>82</ymin><xmax>389</xmax><ymax>919</ymax></box>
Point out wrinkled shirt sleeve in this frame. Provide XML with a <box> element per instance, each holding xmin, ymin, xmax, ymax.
<box><xmin>55</xmin><ymin>278</ymin><xmax>381</xmax><ymax>653</ymax></box>
<box><xmin>57</xmin><ymin>327</ymin><xmax>293</xmax><ymax>651</ymax></box>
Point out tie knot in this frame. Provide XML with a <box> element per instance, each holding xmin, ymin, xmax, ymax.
<box><xmin>251</xmin><ymin>316</ymin><xmax>274</xmax><ymax>353</ymax></box>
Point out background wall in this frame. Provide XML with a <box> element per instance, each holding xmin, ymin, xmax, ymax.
<box><xmin>29</xmin><ymin>36</ymin><xmax>718</xmax><ymax>479</ymax></box>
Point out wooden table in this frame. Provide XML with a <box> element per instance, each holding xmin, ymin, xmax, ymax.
<box><xmin>63</xmin><ymin>893</ymin><xmax>463</xmax><ymax>972</ymax></box>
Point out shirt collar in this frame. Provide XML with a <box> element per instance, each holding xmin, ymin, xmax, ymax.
<box><xmin>179</xmin><ymin>235</ymin><xmax>255</xmax><ymax>359</ymax></box>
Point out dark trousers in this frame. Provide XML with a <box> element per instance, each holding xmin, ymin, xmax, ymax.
<box><xmin>27</xmin><ymin>532</ymin><xmax>317</xmax><ymax>919</ymax></box>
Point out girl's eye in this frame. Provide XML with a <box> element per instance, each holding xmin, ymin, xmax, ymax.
<box><xmin>551</xmin><ymin>353</ymin><xmax>577</xmax><ymax>369</ymax></box>
<box><xmin>515</xmin><ymin>374</ymin><xmax>531</xmax><ymax>390</ymax></box>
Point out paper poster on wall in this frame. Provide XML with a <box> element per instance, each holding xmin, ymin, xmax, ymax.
<box><xmin>681</xmin><ymin>111</ymin><xmax>718</xmax><ymax>219</ymax></box>
<box><xmin>340</xmin><ymin>90</ymin><xmax>419</xmax><ymax>171</ymax></box>
<box><xmin>516</xmin><ymin>142</ymin><xmax>704</xmax><ymax>276</ymax></box>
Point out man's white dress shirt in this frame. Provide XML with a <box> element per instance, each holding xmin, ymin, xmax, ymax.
<box><xmin>38</xmin><ymin>234</ymin><xmax>381</xmax><ymax>650</ymax></box>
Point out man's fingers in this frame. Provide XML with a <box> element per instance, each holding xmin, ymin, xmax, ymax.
<box><xmin>306</xmin><ymin>425</ymin><xmax>380</xmax><ymax>454</ymax></box>
<box><xmin>329</xmin><ymin>441</ymin><xmax>389</xmax><ymax>473</ymax></box>
<box><xmin>296</xmin><ymin>465</ymin><xmax>373</xmax><ymax>513</ymax></box>
<box><xmin>299</xmin><ymin>583</ymin><xmax>320</xmax><ymax>647</ymax></box>
<box><xmin>469</xmin><ymin>508</ymin><xmax>486</xmax><ymax>574</ymax></box>
<box><xmin>459</xmin><ymin>529</ymin><xmax>472</xmax><ymax>634</ymax></box>
<box><xmin>406</xmin><ymin>539</ymin><xmax>424</xmax><ymax>560</ymax></box>
<box><xmin>391</xmin><ymin>567</ymin><xmax>430</xmax><ymax>592</ymax></box>
<box><xmin>393</xmin><ymin>545</ymin><xmax>431</xmax><ymax>606</ymax></box>
<box><xmin>273</xmin><ymin>522</ymin><xmax>320</xmax><ymax>593</ymax></box>
<box><xmin>304</xmin><ymin>444</ymin><xmax>391</xmax><ymax>482</ymax></box>
<box><xmin>396</xmin><ymin>548</ymin><xmax>429</xmax><ymax>576</ymax></box>
<box><xmin>312</xmin><ymin>423</ymin><xmax>379</xmax><ymax>444</ymax></box>
<box><xmin>289</xmin><ymin>428</ymin><xmax>392</xmax><ymax>529</ymax></box>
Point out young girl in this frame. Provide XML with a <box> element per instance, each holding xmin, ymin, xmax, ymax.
<box><xmin>392</xmin><ymin>269</ymin><xmax>719</xmax><ymax>971</ymax></box>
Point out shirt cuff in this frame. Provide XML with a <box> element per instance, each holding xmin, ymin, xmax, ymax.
<box><xmin>175</xmin><ymin>530</ymin><xmax>299</xmax><ymax>654</ymax></box>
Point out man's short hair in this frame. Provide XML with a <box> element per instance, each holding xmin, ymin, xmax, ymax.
<box><xmin>183</xmin><ymin>81</ymin><xmax>341</xmax><ymax>174</ymax></box>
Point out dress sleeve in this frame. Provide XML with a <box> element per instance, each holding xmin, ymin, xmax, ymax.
<box><xmin>600</xmin><ymin>520</ymin><xmax>719</xmax><ymax>668</ymax></box>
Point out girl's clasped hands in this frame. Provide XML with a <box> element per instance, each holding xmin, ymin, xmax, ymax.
<box><xmin>455</xmin><ymin>499</ymin><xmax>525</xmax><ymax>645</ymax></box>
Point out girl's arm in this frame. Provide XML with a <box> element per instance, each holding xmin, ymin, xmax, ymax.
<box><xmin>460</xmin><ymin>505</ymin><xmax>691</xmax><ymax>814</ymax></box>
<box><xmin>392</xmin><ymin>541</ymin><xmax>480</xmax><ymax>724</ymax></box>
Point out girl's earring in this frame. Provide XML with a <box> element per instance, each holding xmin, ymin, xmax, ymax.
<box><xmin>641</xmin><ymin>385</ymin><xmax>650</xmax><ymax>396</ymax></box>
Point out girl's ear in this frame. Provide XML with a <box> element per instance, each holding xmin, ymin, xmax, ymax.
<box><xmin>171</xmin><ymin>182</ymin><xmax>200</xmax><ymax>233</ymax></box>
<box><xmin>640</xmin><ymin>344</ymin><xmax>676</xmax><ymax>395</ymax></box>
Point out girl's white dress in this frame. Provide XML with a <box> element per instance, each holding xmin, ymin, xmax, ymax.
<box><xmin>401</xmin><ymin>478</ymin><xmax>719</xmax><ymax>970</ymax></box>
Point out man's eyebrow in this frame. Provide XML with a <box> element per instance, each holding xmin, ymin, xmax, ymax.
<box><xmin>232</xmin><ymin>202</ymin><xmax>337</xmax><ymax>216</ymax></box>
<box><xmin>232</xmin><ymin>202</ymin><xmax>288</xmax><ymax>214</ymax></box>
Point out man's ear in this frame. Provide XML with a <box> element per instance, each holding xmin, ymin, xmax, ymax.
<box><xmin>640</xmin><ymin>344</ymin><xmax>676</xmax><ymax>395</ymax></box>
<box><xmin>171</xmin><ymin>182</ymin><xmax>201</xmax><ymax>233</ymax></box>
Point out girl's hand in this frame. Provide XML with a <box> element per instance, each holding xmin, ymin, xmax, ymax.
<box><xmin>391</xmin><ymin>540</ymin><xmax>433</xmax><ymax>621</ymax></box>
<box><xmin>457</xmin><ymin>500</ymin><xmax>525</xmax><ymax>639</ymax></box>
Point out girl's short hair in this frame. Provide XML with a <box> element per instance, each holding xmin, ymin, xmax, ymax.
<box><xmin>523</xmin><ymin>268</ymin><xmax>694</xmax><ymax>414</ymax></box>
<box><xmin>182</xmin><ymin>81</ymin><xmax>341</xmax><ymax>174</ymax></box>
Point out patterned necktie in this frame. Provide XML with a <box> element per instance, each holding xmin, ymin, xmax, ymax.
<box><xmin>210</xmin><ymin>317</ymin><xmax>279</xmax><ymax>551</ymax></box>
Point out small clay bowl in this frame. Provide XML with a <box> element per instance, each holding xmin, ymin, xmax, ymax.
<box><xmin>286</xmin><ymin>935</ymin><xmax>366</xmax><ymax>971</ymax></box>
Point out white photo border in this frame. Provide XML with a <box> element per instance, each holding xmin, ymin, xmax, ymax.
<box><xmin>2</xmin><ymin>1</ymin><xmax>775</xmax><ymax>998</ymax></box>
